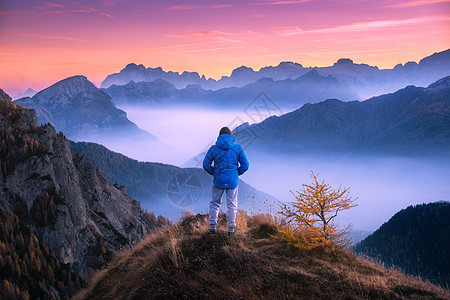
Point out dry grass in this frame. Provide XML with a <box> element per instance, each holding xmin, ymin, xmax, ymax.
<box><xmin>74</xmin><ymin>213</ymin><xmax>450</xmax><ymax>300</ymax></box>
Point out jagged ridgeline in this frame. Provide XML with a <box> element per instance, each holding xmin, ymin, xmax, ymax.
<box><xmin>0</xmin><ymin>89</ymin><xmax>167</xmax><ymax>298</ymax></box>
<box><xmin>101</xmin><ymin>49</ymin><xmax>450</xmax><ymax>111</ymax></box>
<box><xmin>354</xmin><ymin>202</ymin><xmax>450</xmax><ymax>288</ymax></box>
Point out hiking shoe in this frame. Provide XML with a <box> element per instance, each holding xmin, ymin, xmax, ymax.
<box><xmin>209</xmin><ymin>229</ymin><xmax>217</xmax><ymax>235</ymax></box>
<box><xmin>227</xmin><ymin>231</ymin><xmax>235</xmax><ymax>237</ymax></box>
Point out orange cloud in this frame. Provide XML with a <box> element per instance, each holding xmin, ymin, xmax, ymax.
<box><xmin>193</xmin><ymin>30</ymin><xmax>238</xmax><ymax>37</ymax></box>
<box><xmin>173</xmin><ymin>47</ymin><xmax>241</xmax><ymax>54</ymax></box>
<box><xmin>166</xmin><ymin>30</ymin><xmax>243</xmax><ymax>42</ymax></box>
<box><xmin>17</xmin><ymin>34</ymin><xmax>87</xmax><ymax>42</ymax></box>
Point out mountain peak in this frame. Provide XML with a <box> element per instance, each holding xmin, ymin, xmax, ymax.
<box><xmin>298</xmin><ymin>68</ymin><xmax>324</xmax><ymax>79</ymax></box>
<box><xmin>334</xmin><ymin>58</ymin><xmax>354</xmax><ymax>65</ymax></box>
<box><xmin>54</xmin><ymin>75</ymin><xmax>90</xmax><ymax>85</ymax></box>
<box><xmin>277</xmin><ymin>61</ymin><xmax>303</xmax><ymax>68</ymax></box>
<box><xmin>35</xmin><ymin>75</ymin><xmax>99</xmax><ymax>99</ymax></box>
<box><xmin>231</xmin><ymin>66</ymin><xmax>256</xmax><ymax>77</ymax></box>
<box><xmin>124</xmin><ymin>63</ymin><xmax>146</xmax><ymax>71</ymax></box>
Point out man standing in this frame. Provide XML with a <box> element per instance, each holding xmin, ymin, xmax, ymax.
<box><xmin>203</xmin><ymin>127</ymin><xmax>249</xmax><ymax>236</ymax></box>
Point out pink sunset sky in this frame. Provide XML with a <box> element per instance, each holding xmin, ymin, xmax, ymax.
<box><xmin>0</xmin><ymin>0</ymin><xmax>449</xmax><ymax>96</ymax></box>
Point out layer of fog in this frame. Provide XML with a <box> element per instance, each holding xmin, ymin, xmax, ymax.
<box><xmin>113</xmin><ymin>106</ymin><xmax>449</xmax><ymax>231</ymax></box>
<box><xmin>241</xmin><ymin>153</ymin><xmax>450</xmax><ymax>231</ymax></box>
<box><xmin>118</xmin><ymin>105</ymin><xmax>267</xmax><ymax>165</ymax></box>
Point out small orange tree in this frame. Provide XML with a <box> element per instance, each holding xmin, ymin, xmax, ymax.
<box><xmin>278</xmin><ymin>172</ymin><xmax>357</xmax><ymax>250</ymax></box>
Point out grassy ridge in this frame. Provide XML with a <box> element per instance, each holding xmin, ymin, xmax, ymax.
<box><xmin>75</xmin><ymin>213</ymin><xmax>449</xmax><ymax>299</ymax></box>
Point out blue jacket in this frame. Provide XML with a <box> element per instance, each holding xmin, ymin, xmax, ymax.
<box><xmin>203</xmin><ymin>134</ymin><xmax>249</xmax><ymax>189</ymax></box>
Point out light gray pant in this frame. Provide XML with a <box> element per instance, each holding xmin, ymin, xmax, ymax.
<box><xmin>209</xmin><ymin>186</ymin><xmax>238</xmax><ymax>229</ymax></box>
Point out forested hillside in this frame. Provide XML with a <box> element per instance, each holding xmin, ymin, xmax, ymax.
<box><xmin>0</xmin><ymin>207</ymin><xmax>83</xmax><ymax>299</ymax></box>
<box><xmin>354</xmin><ymin>202</ymin><xmax>450</xmax><ymax>288</ymax></box>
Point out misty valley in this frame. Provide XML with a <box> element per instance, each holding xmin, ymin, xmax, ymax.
<box><xmin>116</xmin><ymin>105</ymin><xmax>450</xmax><ymax>232</ymax></box>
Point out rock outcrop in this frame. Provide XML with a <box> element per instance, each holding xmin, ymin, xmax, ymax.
<box><xmin>0</xmin><ymin>89</ymin><xmax>157</xmax><ymax>275</ymax></box>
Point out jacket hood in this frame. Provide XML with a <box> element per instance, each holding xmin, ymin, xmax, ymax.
<box><xmin>216</xmin><ymin>134</ymin><xmax>235</xmax><ymax>150</ymax></box>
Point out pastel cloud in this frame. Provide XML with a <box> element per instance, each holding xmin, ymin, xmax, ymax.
<box><xmin>387</xmin><ymin>0</ymin><xmax>450</xmax><ymax>8</ymax></box>
<box><xmin>44</xmin><ymin>2</ymin><xmax>64</xmax><ymax>8</ymax></box>
<box><xmin>193</xmin><ymin>30</ymin><xmax>238</xmax><ymax>37</ymax></box>
<box><xmin>304</xmin><ymin>16</ymin><xmax>449</xmax><ymax>34</ymax></box>
<box><xmin>210</xmin><ymin>5</ymin><xmax>234</xmax><ymax>8</ymax></box>
<box><xmin>33</xmin><ymin>2</ymin><xmax>113</xmax><ymax>18</ymax></box>
<box><xmin>272</xmin><ymin>26</ymin><xmax>304</xmax><ymax>36</ymax></box>
<box><xmin>252</xmin><ymin>0</ymin><xmax>312</xmax><ymax>5</ymax></box>
<box><xmin>168</xmin><ymin>5</ymin><xmax>197</xmax><ymax>10</ymax></box>
<box><xmin>168</xmin><ymin>4</ymin><xmax>234</xmax><ymax>10</ymax></box>
<box><xmin>166</xmin><ymin>30</ymin><xmax>244</xmax><ymax>43</ymax></box>
<box><xmin>35</xmin><ymin>2</ymin><xmax>63</xmax><ymax>10</ymax></box>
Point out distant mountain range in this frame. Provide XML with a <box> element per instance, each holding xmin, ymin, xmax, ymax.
<box><xmin>70</xmin><ymin>141</ymin><xmax>278</xmax><ymax>218</ymax></box>
<box><xmin>101</xmin><ymin>49</ymin><xmax>450</xmax><ymax>110</ymax></box>
<box><xmin>15</xmin><ymin>75</ymin><xmax>177</xmax><ymax>162</ymax></box>
<box><xmin>354</xmin><ymin>201</ymin><xmax>450</xmax><ymax>288</ymax></box>
<box><xmin>103</xmin><ymin>69</ymin><xmax>358</xmax><ymax>110</ymax></box>
<box><xmin>101</xmin><ymin>63</ymin><xmax>215</xmax><ymax>90</ymax></box>
<box><xmin>231</xmin><ymin>76</ymin><xmax>450</xmax><ymax>156</ymax></box>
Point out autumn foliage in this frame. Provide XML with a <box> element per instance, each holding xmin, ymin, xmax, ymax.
<box><xmin>277</xmin><ymin>172</ymin><xmax>357</xmax><ymax>250</ymax></box>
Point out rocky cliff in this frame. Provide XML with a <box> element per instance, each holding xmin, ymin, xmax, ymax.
<box><xmin>0</xmin><ymin>89</ymin><xmax>159</xmax><ymax>275</ymax></box>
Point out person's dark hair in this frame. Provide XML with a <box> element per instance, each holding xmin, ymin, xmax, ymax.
<box><xmin>219</xmin><ymin>127</ymin><xmax>232</xmax><ymax>135</ymax></box>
